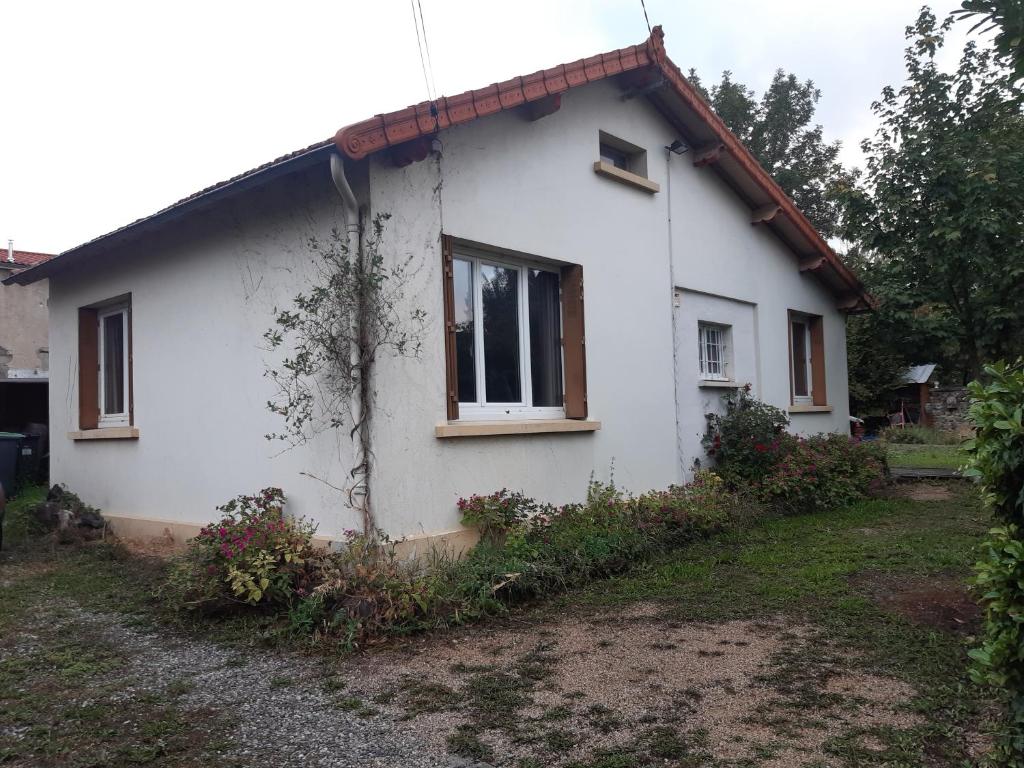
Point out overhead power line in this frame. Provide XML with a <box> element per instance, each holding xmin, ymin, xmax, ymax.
<box><xmin>640</xmin><ymin>0</ymin><xmax>652</xmax><ymax>35</ymax></box>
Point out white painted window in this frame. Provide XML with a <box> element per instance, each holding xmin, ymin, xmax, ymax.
<box><xmin>698</xmin><ymin>323</ymin><xmax>729</xmax><ymax>381</ymax></box>
<box><xmin>790</xmin><ymin>315</ymin><xmax>813</xmax><ymax>404</ymax></box>
<box><xmin>453</xmin><ymin>248</ymin><xmax>564</xmax><ymax>420</ymax></box>
<box><xmin>98</xmin><ymin>305</ymin><xmax>130</xmax><ymax>427</ymax></box>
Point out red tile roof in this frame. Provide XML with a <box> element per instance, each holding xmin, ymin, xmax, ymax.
<box><xmin>336</xmin><ymin>27</ymin><xmax>873</xmax><ymax>310</ymax></box>
<box><xmin>2</xmin><ymin>249</ymin><xmax>55</xmax><ymax>270</ymax></box>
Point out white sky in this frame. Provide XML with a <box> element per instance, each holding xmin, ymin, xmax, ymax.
<box><xmin>2</xmin><ymin>0</ymin><xmax>968</xmax><ymax>254</ymax></box>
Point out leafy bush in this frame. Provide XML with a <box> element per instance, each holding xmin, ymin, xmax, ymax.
<box><xmin>880</xmin><ymin>425</ymin><xmax>962</xmax><ymax>445</ymax></box>
<box><xmin>457</xmin><ymin>489</ymin><xmax>548</xmax><ymax>545</ymax></box>
<box><xmin>758</xmin><ymin>434</ymin><xmax>887</xmax><ymax>515</ymax></box>
<box><xmin>295</xmin><ymin>531</ymin><xmax>442</xmax><ymax>646</ymax></box>
<box><xmin>964</xmin><ymin>361</ymin><xmax>1024</xmax><ymax>765</ymax></box>
<box><xmin>704</xmin><ymin>390</ymin><xmax>886</xmax><ymax>515</ymax></box>
<box><xmin>702</xmin><ymin>386</ymin><xmax>789</xmax><ymax>484</ymax></box>
<box><xmin>451</xmin><ymin>472</ymin><xmax>753</xmax><ymax>606</ymax></box>
<box><xmin>167</xmin><ymin>488</ymin><xmax>316</xmax><ymax>610</ymax></box>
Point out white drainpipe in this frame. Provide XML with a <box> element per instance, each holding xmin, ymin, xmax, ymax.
<box><xmin>6</xmin><ymin>240</ymin><xmax>13</xmax><ymax>263</ymax></box>
<box><xmin>329</xmin><ymin>153</ymin><xmax>368</xmax><ymax>529</ymax></box>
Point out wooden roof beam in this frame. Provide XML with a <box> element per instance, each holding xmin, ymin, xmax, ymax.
<box><xmin>751</xmin><ymin>204</ymin><xmax>782</xmax><ymax>226</ymax></box>
<box><xmin>524</xmin><ymin>94</ymin><xmax>562</xmax><ymax>121</ymax></box>
<box><xmin>799</xmin><ymin>255</ymin><xmax>826</xmax><ymax>272</ymax></box>
<box><xmin>692</xmin><ymin>142</ymin><xmax>725</xmax><ymax>167</ymax></box>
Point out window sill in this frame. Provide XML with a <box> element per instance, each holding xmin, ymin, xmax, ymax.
<box><xmin>435</xmin><ymin>419</ymin><xmax>601</xmax><ymax>438</ymax></box>
<box><xmin>68</xmin><ymin>427</ymin><xmax>139</xmax><ymax>441</ymax></box>
<box><xmin>698</xmin><ymin>379</ymin><xmax>743</xmax><ymax>389</ymax></box>
<box><xmin>592</xmin><ymin>161</ymin><xmax>660</xmax><ymax>193</ymax></box>
<box><xmin>787</xmin><ymin>405</ymin><xmax>833</xmax><ymax>414</ymax></box>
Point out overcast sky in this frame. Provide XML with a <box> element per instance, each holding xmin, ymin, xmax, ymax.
<box><xmin>2</xmin><ymin>0</ymin><xmax>969</xmax><ymax>255</ymax></box>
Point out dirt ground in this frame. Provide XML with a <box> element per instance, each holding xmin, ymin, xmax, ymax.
<box><xmin>341</xmin><ymin>604</ymin><xmax>924</xmax><ymax>767</ymax></box>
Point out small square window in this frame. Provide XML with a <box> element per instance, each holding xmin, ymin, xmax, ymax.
<box><xmin>698</xmin><ymin>323</ymin><xmax>730</xmax><ymax>381</ymax></box>
<box><xmin>597</xmin><ymin>131</ymin><xmax>647</xmax><ymax>177</ymax></box>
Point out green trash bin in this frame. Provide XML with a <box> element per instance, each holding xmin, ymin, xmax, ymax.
<box><xmin>0</xmin><ymin>433</ymin><xmax>24</xmax><ymax>497</ymax></box>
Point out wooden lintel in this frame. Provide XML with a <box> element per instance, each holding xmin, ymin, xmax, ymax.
<box><xmin>525</xmin><ymin>94</ymin><xmax>561</xmax><ymax>122</ymax></box>
<box><xmin>389</xmin><ymin>136</ymin><xmax>434</xmax><ymax>168</ymax></box>
<box><xmin>798</xmin><ymin>255</ymin><xmax>826</xmax><ymax>272</ymax></box>
<box><xmin>692</xmin><ymin>142</ymin><xmax>725</xmax><ymax>167</ymax></box>
<box><xmin>751</xmin><ymin>205</ymin><xmax>782</xmax><ymax>225</ymax></box>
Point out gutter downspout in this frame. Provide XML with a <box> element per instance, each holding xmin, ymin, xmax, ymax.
<box><xmin>665</xmin><ymin>149</ymin><xmax>685</xmax><ymax>484</ymax></box>
<box><xmin>329</xmin><ymin>153</ymin><xmax>370</xmax><ymax>534</ymax></box>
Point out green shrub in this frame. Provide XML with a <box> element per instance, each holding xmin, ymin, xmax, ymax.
<box><xmin>296</xmin><ymin>531</ymin><xmax>456</xmax><ymax>647</ymax></box>
<box><xmin>880</xmin><ymin>424</ymin><xmax>962</xmax><ymax>445</ymax></box>
<box><xmin>166</xmin><ymin>488</ymin><xmax>315</xmax><ymax>610</ymax></box>
<box><xmin>704</xmin><ymin>389</ymin><xmax>886</xmax><ymax>515</ymax></box>
<box><xmin>451</xmin><ymin>471</ymin><xmax>752</xmax><ymax>606</ymax></box>
<box><xmin>964</xmin><ymin>360</ymin><xmax>1024</xmax><ymax>765</ymax></box>
<box><xmin>703</xmin><ymin>386</ymin><xmax>790</xmax><ymax>485</ymax></box>
<box><xmin>759</xmin><ymin>434</ymin><xmax>887</xmax><ymax>515</ymax></box>
<box><xmin>457</xmin><ymin>489</ymin><xmax>548</xmax><ymax>545</ymax></box>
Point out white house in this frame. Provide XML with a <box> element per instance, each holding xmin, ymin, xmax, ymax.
<box><xmin>6</xmin><ymin>28</ymin><xmax>872</xmax><ymax>550</ymax></box>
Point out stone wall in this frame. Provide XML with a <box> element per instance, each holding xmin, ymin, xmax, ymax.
<box><xmin>926</xmin><ymin>386</ymin><xmax>972</xmax><ymax>434</ymax></box>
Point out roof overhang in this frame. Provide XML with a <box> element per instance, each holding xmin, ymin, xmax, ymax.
<box><xmin>335</xmin><ymin>27</ymin><xmax>874</xmax><ymax>312</ymax></box>
<box><xmin>5</xmin><ymin>141</ymin><xmax>334</xmax><ymax>287</ymax></box>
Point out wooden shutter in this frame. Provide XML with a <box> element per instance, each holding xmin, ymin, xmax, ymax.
<box><xmin>441</xmin><ymin>235</ymin><xmax>459</xmax><ymax>420</ymax></box>
<box><xmin>127</xmin><ymin>305</ymin><xmax>135</xmax><ymax>425</ymax></box>
<box><xmin>78</xmin><ymin>308</ymin><xmax>99</xmax><ymax>430</ymax></box>
<box><xmin>809</xmin><ymin>315</ymin><xmax>828</xmax><ymax>406</ymax></box>
<box><xmin>560</xmin><ymin>264</ymin><xmax>588</xmax><ymax>419</ymax></box>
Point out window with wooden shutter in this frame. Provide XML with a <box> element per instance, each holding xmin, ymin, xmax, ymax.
<box><xmin>440</xmin><ymin>236</ymin><xmax>586</xmax><ymax>422</ymax></box>
<box><xmin>788</xmin><ymin>310</ymin><xmax>827</xmax><ymax>406</ymax></box>
<box><xmin>79</xmin><ymin>297</ymin><xmax>134</xmax><ymax>430</ymax></box>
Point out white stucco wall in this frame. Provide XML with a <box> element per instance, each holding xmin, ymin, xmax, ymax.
<box><xmin>45</xmin><ymin>76</ymin><xmax>852</xmax><ymax>541</ymax></box>
<box><xmin>47</xmin><ymin>168</ymin><xmax>359</xmax><ymax>536</ymax></box>
<box><xmin>366</xmin><ymin>79</ymin><xmax>850</xmax><ymax>538</ymax></box>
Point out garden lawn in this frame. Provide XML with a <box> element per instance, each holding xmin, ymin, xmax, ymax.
<box><xmin>886</xmin><ymin>443</ymin><xmax>964</xmax><ymax>470</ymax></box>
<box><xmin>0</xmin><ymin>483</ymin><xmax>999</xmax><ymax>767</ymax></box>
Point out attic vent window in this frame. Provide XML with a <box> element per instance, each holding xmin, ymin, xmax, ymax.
<box><xmin>594</xmin><ymin>131</ymin><xmax>659</xmax><ymax>193</ymax></box>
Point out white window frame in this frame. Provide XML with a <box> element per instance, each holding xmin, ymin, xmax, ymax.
<box><xmin>97</xmin><ymin>305</ymin><xmax>130</xmax><ymax>428</ymax></box>
<box><xmin>698</xmin><ymin>322</ymin><xmax>730</xmax><ymax>381</ymax></box>
<box><xmin>790</xmin><ymin>315</ymin><xmax>813</xmax><ymax>405</ymax></box>
<box><xmin>454</xmin><ymin>247</ymin><xmax>565</xmax><ymax>421</ymax></box>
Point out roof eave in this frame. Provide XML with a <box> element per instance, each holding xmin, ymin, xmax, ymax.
<box><xmin>334</xmin><ymin>26</ymin><xmax>873</xmax><ymax>312</ymax></box>
<box><xmin>5</xmin><ymin>141</ymin><xmax>335</xmax><ymax>287</ymax></box>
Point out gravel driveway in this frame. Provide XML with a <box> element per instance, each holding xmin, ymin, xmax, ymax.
<box><xmin>6</xmin><ymin>603</ymin><xmax>482</xmax><ymax>768</ymax></box>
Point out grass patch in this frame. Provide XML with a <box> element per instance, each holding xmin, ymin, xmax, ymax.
<box><xmin>886</xmin><ymin>443</ymin><xmax>964</xmax><ymax>469</ymax></box>
<box><xmin>566</xmin><ymin>485</ymin><xmax>991</xmax><ymax>765</ymax></box>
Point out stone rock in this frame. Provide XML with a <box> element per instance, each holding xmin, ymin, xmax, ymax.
<box><xmin>77</xmin><ymin>509</ymin><xmax>105</xmax><ymax>529</ymax></box>
<box><xmin>33</xmin><ymin>501</ymin><xmax>63</xmax><ymax>529</ymax></box>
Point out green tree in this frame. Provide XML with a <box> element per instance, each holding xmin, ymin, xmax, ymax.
<box><xmin>840</xmin><ymin>9</ymin><xmax>1024</xmax><ymax>382</ymax></box>
<box><xmin>955</xmin><ymin>0</ymin><xmax>1024</xmax><ymax>81</ymax></box>
<box><xmin>688</xmin><ymin>69</ymin><xmax>853</xmax><ymax>237</ymax></box>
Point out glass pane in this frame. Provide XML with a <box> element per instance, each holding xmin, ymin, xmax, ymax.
<box><xmin>528</xmin><ymin>269</ymin><xmax>563</xmax><ymax>407</ymax></box>
<box><xmin>453</xmin><ymin>259</ymin><xmax>476</xmax><ymax>403</ymax></box>
<box><xmin>600</xmin><ymin>143</ymin><xmax>629</xmax><ymax>170</ymax></box>
<box><xmin>481</xmin><ymin>264</ymin><xmax>521</xmax><ymax>403</ymax></box>
<box><xmin>102</xmin><ymin>313</ymin><xmax>125</xmax><ymax>415</ymax></box>
<box><xmin>792</xmin><ymin>321</ymin><xmax>808</xmax><ymax>397</ymax></box>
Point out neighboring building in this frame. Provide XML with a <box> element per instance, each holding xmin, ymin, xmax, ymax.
<box><xmin>5</xmin><ymin>28</ymin><xmax>872</xmax><ymax>548</ymax></box>
<box><xmin>0</xmin><ymin>243</ymin><xmax>53</xmax><ymax>430</ymax></box>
